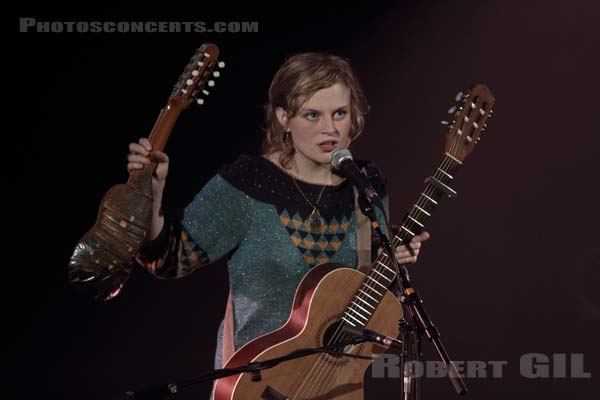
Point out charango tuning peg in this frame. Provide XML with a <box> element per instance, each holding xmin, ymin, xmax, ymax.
<box><xmin>448</xmin><ymin>106</ymin><xmax>457</xmax><ymax>114</ymax></box>
<box><xmin>196</xmin><ymin>98</ymin><xmax>204</xmax><ymax>105</ymax></box>
<box><xmin>208</xmin><ymin>80</ymin><xmax>215</xmax><ymax>87</ymax></box>
<box><xmin>213</xmin><ymin>71</ymin><xmax>220</xmax><ymax>77</ymax></box>
<box><xmin>455</xmin><ymin>91</ymin><xmax>464</xmax><ymax>102</ymax></box>
<box><xmin>218</xmin><ymin>61</ymin><xmax>225</xmax><ymax>68</ymax></box>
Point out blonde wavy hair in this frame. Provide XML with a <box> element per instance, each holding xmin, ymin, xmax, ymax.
<box><xmin>262</xmin><ymin>52</ymin><xmax>370</xmax><ymax>169</ymax></box>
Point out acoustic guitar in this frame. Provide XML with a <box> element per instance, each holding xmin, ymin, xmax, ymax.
<box><xmin>69</xmin><ymin>43</ymin><xmax>223</xmax><ymax>300</ymax></box>
<box><xmin>214</xmin><ymin>84</ymin><xmax>495</xmax><ymax>400</ymax></box>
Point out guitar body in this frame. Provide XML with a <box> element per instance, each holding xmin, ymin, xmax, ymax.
<box><xmin>214</xmin><ymin>263</ymin><xmax>403</xmax><ymax>400</ymax></box>
<box><xmin>69</xmin><ymin>173</ymin><xmax>154</xmax><ymax>299</ymax></box>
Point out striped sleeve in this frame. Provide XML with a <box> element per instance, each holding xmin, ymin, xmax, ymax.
<box><xmin>136</xmin><ymin>173</ymin><xmax>250</xmax><ymax>279</ymax></box>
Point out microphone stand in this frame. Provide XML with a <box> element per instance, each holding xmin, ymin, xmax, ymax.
<box><xmin>396</xmin><ymin>317</ymin><xmax>418</xmax><ymax>400</ymax></box>
<box><xmin>356</xmin><ymin>195</ymin><xmax>467</xmax><ymax>397</ymax></box>
<box><xmin>120</xmin><ymin>336</ymin><xmax>373</xmax><ymax>400</ymax></box>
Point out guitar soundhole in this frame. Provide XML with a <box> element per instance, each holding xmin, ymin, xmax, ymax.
<box><xmin>316</xmin><ymin>315</ymin><xmax>362</xmax><ymax>366</ymax></box>
<box><xmin>322</xmin><ymin>320</ymin><xmax>346</xmax><ymax>358</ymax></box>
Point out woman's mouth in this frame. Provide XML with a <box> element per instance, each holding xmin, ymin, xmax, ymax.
<box><xmin>318</xmin><ymin>140</ymin><xmax>338</xmax><ymax>152</ymax></box>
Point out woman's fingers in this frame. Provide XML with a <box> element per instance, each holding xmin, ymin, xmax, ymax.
<box><xmin>129</xmin><ymin>142</ymin><xmax>149</xmax><ymax>156</ymax></box>
<box><xmin>149</xmin><ymin>151</ymin><xmax>169</xmax><ymax>164</ymax></box>
<box><xmin>415</xmin><ymin>231</ymin><xmax>430</xmax><ymax>242</ymax></box>
<box><xmin>139</xmin><ymin>137</ymin><xmax>152</xmax><ymax>151</ymax></box>
<box><xmin>127</xmin><ymin>153</ymin><xmax>152</xmax><ymax>164</ymax></box>
<box><xmin>127</xmin><ymin>141</ymin><xmax>147</xmax><ymax>173</ymax></box>
<box><xmin>394</xmin><ymin>231</ymin><xmax>430</xmax><ymax>265</ymax></box>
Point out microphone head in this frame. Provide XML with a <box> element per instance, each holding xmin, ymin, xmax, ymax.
<box><xmin>331</xmin><ymin>148</ymin><xmax>353</xmax><ymax>170</ymax></box>
<box><xmin>341</xmin><ymin>323</ymin><xmax>364</xmax><ymax>337</ymax></box>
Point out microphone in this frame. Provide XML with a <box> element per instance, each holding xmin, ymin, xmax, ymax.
<box><xmin>342</xmin><ymin>324</ymin><xmax>403</xmax><ymax>350</ymax></box>
<box><xmin>331</xmin><ymin>148</ymin><xmax>382</xmax><ymax>207</ymax></box>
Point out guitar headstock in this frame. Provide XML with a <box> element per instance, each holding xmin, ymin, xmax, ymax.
<box><xmin>169</xmin><ymin>43</ymin><xmax>224</xmax><ymax>110</ymax></box>
<box><xmin>443</xmin><ymin>84</ymin><xmax>495</xmax><ymax>162</ymax></box>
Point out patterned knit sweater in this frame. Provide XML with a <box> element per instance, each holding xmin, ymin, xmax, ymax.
<box><xmin>136</xmin><ymin>154</ymin><xmax>389</xmax><ymax>369</ymax></box>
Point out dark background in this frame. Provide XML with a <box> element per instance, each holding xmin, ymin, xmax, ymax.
<box><xmin>8</xmin><ymin>1</ymin><xmax>599</xmax><ymax>398</ymax></box>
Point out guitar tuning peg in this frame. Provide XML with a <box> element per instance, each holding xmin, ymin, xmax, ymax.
<box><xmin>213</xmin><ymin>71</ymin><xmax>221</xmax><ymax>77</ymax></box>
<box><xmin>192</xmin><ymin>70</ymin><xmax>199</xmax><ymax>77</ymax></box>
<box><xmin>202</xmin><ymin>89</ymin><xmax>209</xmax><ymax>95</ymax></box>
<box><xmin>447</xmin><ymin>106</ymin><xmax>457</xmax><ymax>114</ymax></box>
<box><xmin>208</xmin><ymin>80</ymin><xmax>215</xmax><ymax>87</ymax></box>
<box><xmin>441</xmin><ymin>120</ymin><xmax>450</xmax><ymax>126</ymax></box>
<box><xmin>196</xmin><ymin>98</ymin><xmax>204</xmax><ymax>105</ymax></box>
<box><xmin>455</xmin><ymin>91</ymin><xmax>464</xmax><ymax>102</ymax></box>
<box><xmin>218</xmin><ymin>61</ymin><xmax>225</xmax><ymax>68</ymax></box>
<box><xmin>203</xmin><ymin>52</ymin><xmax>211</xmax><ymax>58</ymax></box>
<box><xmin>186</xmin><ymin>79</ymin><xmax>194</xmax><ymax>86</ymax></box>
<box><xmin>197</xmin><ymin>61</ymin><xmax>204</xmax><ymax>67</ymax></box>
<box><xmin>476</xmin><ymin>137</ymin><xmax>481</xmax><ymax>143</ymax></box>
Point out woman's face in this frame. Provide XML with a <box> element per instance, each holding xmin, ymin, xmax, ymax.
<box><xmin>278</xmin><ymin>82</ymin><xmax>352</xmax><ymax>169</ymax></box>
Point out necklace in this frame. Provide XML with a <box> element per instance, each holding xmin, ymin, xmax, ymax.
<box><xmin>291</xmin><ymin>178</ymin><xmax>326</xmax><ymax>232</ymax></box>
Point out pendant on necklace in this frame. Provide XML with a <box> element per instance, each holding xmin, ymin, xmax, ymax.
<box><xmin>307</xmin><ymin>208</ymin><xmax>324</xmax><ymax>232</ymax></box>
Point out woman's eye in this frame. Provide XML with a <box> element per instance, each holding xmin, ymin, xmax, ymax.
<box><xmin>334</xmin><ymin>110</ymin><xmax>348</xmax><ymax>119</ymax></box>
<box><xmin>305</xmin><ymin>112</ymin><xmax>318</xmax><ymax>120</ymax></box>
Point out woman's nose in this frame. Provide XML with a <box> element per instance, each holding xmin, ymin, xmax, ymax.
<box><xmin>321</xmin><ymin>116</ymin><xmax>337</xmax><ymax>134</ymax></box>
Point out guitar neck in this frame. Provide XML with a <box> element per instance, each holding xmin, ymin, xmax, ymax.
<box><xmin>147</xmin><ymin>99</ymin><xmax>184</xmax><ymax>153</ymax></box>
<box><xmin>391</xmin><ymin>151</ymin><xmax>462</xmax><ymax>248</ymax></box>
<box><xmin>341</xmin><ymin>152</ymin><xmax>463</xmax><ymax>328</ymax></box>
<box><xmin>127</xmin><ymin>99</ymin><xmax>183</xmax><ymax>188</ymax></box>
<box><xmin>123</xmin><ymin>43</ymin><xmax>222</xmax><ymax>190</ymax></box>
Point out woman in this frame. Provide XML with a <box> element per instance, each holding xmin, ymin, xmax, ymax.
<box><xmin>127</xmin><ymin>52</ymin><xmax>430</xmax><ymax>375</ymax></box>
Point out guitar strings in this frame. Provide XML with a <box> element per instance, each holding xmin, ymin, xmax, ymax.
<box><xmin>293</xmin><ymin>125</ymin><xmax>468</xmax><ymax>398</ymax></box>
<box><xmin>294</xmin><ymin>148</ymin><xmax>461</xmax><ymax>398</ymax></box>
<box><xmin>294</xmin><ymin>102</ymin><xmax>475</xmax><ymax>397</ymax></box>
<box><xmin>293</xmin><ymin>151</ymin><xmax>462</xmax><ymax>399</ymax></box>
<box><xmin>304</xmin><ymin>140</ymin><xmax>465</xmax><ymax>397</ymax></box>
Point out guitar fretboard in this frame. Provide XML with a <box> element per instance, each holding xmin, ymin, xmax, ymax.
<box><xmin>340</xmin><ymin>152</ymin><xmax>462</xmax><ymax>328</ymax></box>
